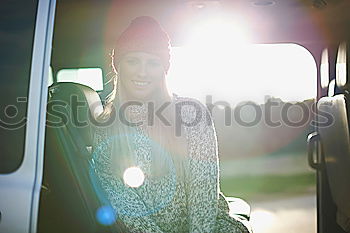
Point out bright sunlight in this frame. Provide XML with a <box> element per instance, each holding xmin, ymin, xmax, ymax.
<box><xmin>167</xmin><ymin>44</ymin><xmax>316</xmax><ymax>105</ymax></box>
<box><xmin>167</xmin><ymin>15</ymin><xmax>316</xmax><ymax>105</ymax></box>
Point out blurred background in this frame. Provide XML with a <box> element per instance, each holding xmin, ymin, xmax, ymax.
<box><xmin>168</xmin><ymin>44</ymin><xmax>317</xmax><ymax>233</ymax></box>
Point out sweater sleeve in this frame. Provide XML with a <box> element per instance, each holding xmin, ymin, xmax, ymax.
<box><xmin>92</xmin><ymin>128</ymin><xmax>164</xmax><ymax>233</ymax></box>
<box><xmin>184</xmin><ymin>102</ymin><xmax>219</xmax><ymax>233</ymax></box>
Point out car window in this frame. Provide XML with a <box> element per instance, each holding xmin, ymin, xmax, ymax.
<box><xmin>168</xmin><ymin>44</ymin><xmax>317</xmax><ymax>233</ymax></box>
<box><xmin>56</xmin><ymin>68</ymin><xmax>104</xmax><ymax>91</ymax></box>
<box><xmin>0</xmin><ymin>0</ymin><xmax>38</xmax><ymax>173</ymax></box>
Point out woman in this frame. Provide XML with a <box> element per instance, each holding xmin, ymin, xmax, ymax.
<box><xmin>93</xmin><ymin>16</ymin><xmax>251</xmax><ymax>233</ymax></box>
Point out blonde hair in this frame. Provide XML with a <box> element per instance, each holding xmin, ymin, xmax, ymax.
<box><xmin>99</xmin><ymin>51</ymin><xmax>185</xmax><ymax>181</ymax></box>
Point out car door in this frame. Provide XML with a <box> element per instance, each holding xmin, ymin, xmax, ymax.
<box><xmin>0</xmin><ymin>0</ymin><xmax>56</xmax><ymax>232</ymax></box>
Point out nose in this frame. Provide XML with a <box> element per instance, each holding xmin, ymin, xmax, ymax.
<box><xmin>137</xmin><ymin>62</ymin><xmax>147</xmax><ymax>79</ymax></box>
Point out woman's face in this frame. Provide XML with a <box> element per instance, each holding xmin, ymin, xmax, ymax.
<box><xmin>118</xmin><ymin>52</ymin><xmax>166</xmax><ymax>101</ymax></box>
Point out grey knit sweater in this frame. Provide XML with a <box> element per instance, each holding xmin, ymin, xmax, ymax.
<box><xmin>92</xmin><ymin>95</ymin><xmax>251</xmax><ymax>233</ymax></box>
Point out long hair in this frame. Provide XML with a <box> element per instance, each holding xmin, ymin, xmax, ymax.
<box><xmin>98</xmin><ymin>49</ymin><xmax>118</xmax><ymax>121</ymax></box>
<box><xmin>98</xmin><ymin>50</ymin><xmax>186</xmax><ymax>181</ymax></box>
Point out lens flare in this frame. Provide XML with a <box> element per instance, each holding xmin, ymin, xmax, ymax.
<box><xmin>123</xmin><ymin>166</ymin><xmax>145</xmax><ymax>188</ymax></box>
<box><xmin>96</xmin><ymin>205</ymin><xmax>117</xmax><ymax>226</ymax></box>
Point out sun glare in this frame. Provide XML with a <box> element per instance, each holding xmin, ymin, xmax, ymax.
<box><xmin>167</xmin><ymin>15</ymin><xmax>316</xmax><ymax>105</ymax></box>
<box><xmin>186</xmin><ymin>16</ymin><xmax>250</xmax><ymax>50</ymax></box>
<box><xmin>167</xmin><ymin>44</ymin><xmax>316</xmax><ymax>105</ymax></box>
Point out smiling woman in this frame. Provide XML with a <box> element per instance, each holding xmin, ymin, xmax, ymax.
<box><xmin>117</xmin><ymin>52</ymin><xmax>170</xmax><ymax>102</ymax></box>
<box><xmin>111</xmin><ymin>16</ymin><xmax>171</xmax><ymax>103</ymax></box>
<box><xmin>92</xmin><ymin>16</ymin><xmax>252</xmax><ymax>233</ymax></box>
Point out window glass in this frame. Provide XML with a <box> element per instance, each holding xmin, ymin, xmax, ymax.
<box><xmin>168</xmin><ymin>44</ymin><xmax>316</xmax><ymax>104</ymax></box>
<box><xmin>57</xmin><ymin>68</ymin><xmax>104</xmax><ymax>91</ymax></box>
<box><xmin>0</xmin><ymin>0</ymin><xmax>38</xmax><ymax>173</ymax></box>
<box><xmin>168</xmin><ymin>44</ymin><xmax>317</xmax><ymax>233</ymax></box>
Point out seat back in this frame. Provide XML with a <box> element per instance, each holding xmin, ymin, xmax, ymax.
<box><xmin>317</xmin><ymin>42</ymin><xmax>350</xmax><ymax>232</ymax></box>
<box><xmin>38</xmin><ymin>82</ymin><xmax>126</xmax><ymax>233</ymax></box>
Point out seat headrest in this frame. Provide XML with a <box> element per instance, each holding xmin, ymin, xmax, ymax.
<box><xmin>328</xmin><ymin>79</ymin><xmax>336</xmax><ymax>97</ymax></box>
<box><xmin>48</xmin><ymin>82</ymin><xmax>103</xmax><ymax>121</ymax></box>
<box><xmin>336</xmin><ymin>41</ymin><xmax>350</xmax><ymax>90</ymax></box>
<box><xmin>47</xmin><ymin>82</ymin><xmax>104</xmax><ymax>145</ymax></box>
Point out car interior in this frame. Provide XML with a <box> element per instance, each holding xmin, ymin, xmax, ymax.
<box><xmin>35</xmin><ymin>0</ymin><xmax>350</xmax><ymax>233</ymax></box>
<box><xmin>314</xmin><ymin>42</ymin><xmax>350</xmax><ymax>232</ymax></box>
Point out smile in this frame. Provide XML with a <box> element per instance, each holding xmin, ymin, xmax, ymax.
<box><xmin>132</xmin><ymin>80</ymin><xmax>150</xmax><ymax>87</ymax></box>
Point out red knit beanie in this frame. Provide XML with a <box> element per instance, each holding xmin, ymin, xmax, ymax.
<box><xmin>113</xmin><ymin>16</ymin><xmax>171</xmax><ymax>73</ymax></box>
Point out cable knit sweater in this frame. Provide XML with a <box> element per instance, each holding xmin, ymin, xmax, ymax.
<box><xmin>92</xmin><ymin>95</ymin><xmax>251</xmax><ymax>233</ymax></box>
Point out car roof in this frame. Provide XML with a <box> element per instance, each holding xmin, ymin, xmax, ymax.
<box><xmin>51</xmin><ymin>0</ymin><xmax>350</xmax><ymax>70</ymax></box>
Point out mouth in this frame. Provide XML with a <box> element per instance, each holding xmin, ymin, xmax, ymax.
<box><xmin>132</xmin><ymin>80</ymin><xmax>151</xmax><ymax>87</ymax></box>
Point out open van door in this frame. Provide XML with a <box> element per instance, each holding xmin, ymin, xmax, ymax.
<box><xmin>0</xmin><ymin>0</ymin><xmax>56</xmax><ymax>232</ymax></box>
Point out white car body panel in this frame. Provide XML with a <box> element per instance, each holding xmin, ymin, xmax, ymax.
<box><xmin>0</xmin><ymin>0</ymin><xmax>56</xmax><ymax>232</ymax></box>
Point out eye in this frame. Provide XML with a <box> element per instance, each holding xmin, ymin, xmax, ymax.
<box><xmin>148</xmin><ymin>60</ymin><xmax>161</xmax><ymax>68</ymax></box>
<box><xmin>125</xmin><ymin>58</ymin><xmax>139</xmax><ymax>65</ymax></box>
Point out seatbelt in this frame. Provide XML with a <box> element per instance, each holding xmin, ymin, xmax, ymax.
<box><xmin>54</xmin><ymin>109</ymin><xmax>128</xmax><ymax>232</ymax></box>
